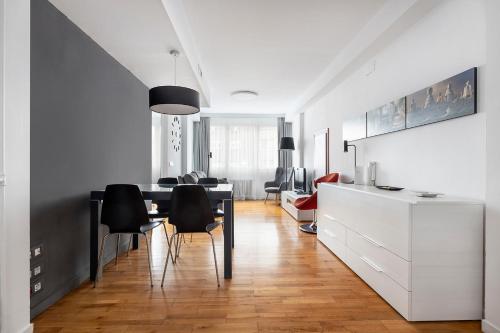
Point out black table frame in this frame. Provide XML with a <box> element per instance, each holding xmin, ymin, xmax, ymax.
<box><xmin>89</xmin><ymin>184</ymin><xmax>234</xmax><ymax>281</ymax></box>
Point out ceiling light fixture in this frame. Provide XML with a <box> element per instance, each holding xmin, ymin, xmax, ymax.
<box><xmin>149</xmin><ymin>49</ymin><xmax>200</xmax><ymax>115</ymax></box>
<box><xmin>231</xmin><ymin>90</ymin><xmax>258</xmax><ymax>101</ymax></box>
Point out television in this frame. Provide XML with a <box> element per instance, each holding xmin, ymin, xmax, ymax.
<box><xmin>293</xmin><ymin>168</ymin><xmax>306</xmax><ymax>193</ymax></box>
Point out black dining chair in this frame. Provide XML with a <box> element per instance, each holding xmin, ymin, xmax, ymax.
<box><xmin>161</xmin><ymin>185</ymin><xmax>222</xmax><ymax>288</ymax></box>
<box><xmin>148</xmin><ymin>177</ymin><xmax>178</xmax><ymax>220</ymax></box>
<box><xmin>197</xmin><ymin>178</ymin><xmax>224</xmax><ymax>218</ymax></box>
<box><xmin>95</xmin><ymin>184</ymin><xmax>168</xmax><ymax>287</ymax></box>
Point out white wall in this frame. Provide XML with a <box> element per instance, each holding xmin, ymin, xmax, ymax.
<box><xmin>484</xmin><ymin>0</ymin><xmax>500</xmax><ymax>331</ymax></box>
<box><xmin>0</xmin><ymin>0</ymin><xmax>32</xmax><ymax>332</ymax></box>
<box><xmin>303</xmin><ymin>0</ymin><xmax>486</xmax><ymax>199</ymax></box>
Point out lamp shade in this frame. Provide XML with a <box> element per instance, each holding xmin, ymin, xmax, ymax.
<box><xmin>280</xmin><ymin>137</ymin><xmax>295</xmax><ymax>150</ymax></box>
<box><xmin>149</xmin><ymin>85</ymin><xmax>200</xmax><ymax>115</ymax></box>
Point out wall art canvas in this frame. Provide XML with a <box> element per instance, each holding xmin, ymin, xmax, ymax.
<box><xmin>343</xmin><ymin>113</ymin><xmax>366</xmax><ymax>141</ymax></box>
<box><xmin>366</xmin><ymin>97</ymin><xmax>406</xmax><ymax>137</ymax></box>
<box><xmin>406</xmin><ymin>68</ymin><xmax>477</xmax><ymax>128</ymax></box>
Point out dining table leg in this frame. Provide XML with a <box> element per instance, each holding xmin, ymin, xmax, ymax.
<box><xmin>223</xmin><ymin>198</ymin><xmax>233</xmax><ymax>279</ymax></box>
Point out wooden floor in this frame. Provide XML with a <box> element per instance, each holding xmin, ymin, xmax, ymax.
<box><xmin>34</xmin><ymin>201</ymin><xmax>481</xmax><ymax>333</ymax></box>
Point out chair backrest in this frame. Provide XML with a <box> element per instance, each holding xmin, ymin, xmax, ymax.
<box><xmin>274</xmin><ymin>167</ymin><xmax>285</xmax><ymax>183</ymax></box>
<box><xmin>169</xmin><ymin>185</ymin><xmax>215</xmax><ymax>233</ymax></box>
<box><xmin>158</xmin><ymin>177</ymin><xmax>178</xmax><ymax>185</ymax></box>
<box><xmin>183</xmin><ymin>172</ymin><xmax>198</xmax><ymax>184</ymax></box>
<box><xmin>197</xmin><ymin>177</ymin><xmax>219</xmax><ymax>185</ymax></box>
<box><xmin>155</xmin><ymin>178</ymin><xmax>178</xmax><ymax>212</ymax></box>
<box><xmin>101</xmin><ymin>184</ymin><xmax>149</xmax><ymax>233</ymax></box>
<box><xmin>313</xmin><ymin>172</ymin><xmax>339</xmax><ymax>188</ymax></box>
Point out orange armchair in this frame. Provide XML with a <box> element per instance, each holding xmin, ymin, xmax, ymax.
<box><xmin>294</xmin><ymin>172</ymin><xmax>339</xmax><ymax>234</ymax></box>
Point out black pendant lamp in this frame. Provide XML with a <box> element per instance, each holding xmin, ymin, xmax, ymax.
<box><xmin>149</xmin><ymin>50</ymin><xmax>200</xmax><ymax>115</ymax></box>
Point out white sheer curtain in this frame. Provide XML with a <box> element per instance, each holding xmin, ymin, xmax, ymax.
<box><xmin>210</xmin><ymin>117</ymin><xmax>278</xmax><ymax>200</ymax></box>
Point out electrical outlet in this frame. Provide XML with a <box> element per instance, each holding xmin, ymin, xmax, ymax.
<box><xmin>31</xmin><ymin>244</ymin><xmax>43</xmax><ymax>259</ymax></box>
<box><xmin>30</xmin><ymin>264</ymin><xmax>43</xmax><ymax>280</ymax></box>
<box><xmin>30</xmin><ymin>279</ymin><xmax>43</xmax><ymax>296</ymax></box>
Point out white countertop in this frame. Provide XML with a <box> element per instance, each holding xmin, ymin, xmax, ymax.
<box><xmin>319</xmin><ymin>183</ymin><xmax>483</xmax><ymax>205</ymax></box>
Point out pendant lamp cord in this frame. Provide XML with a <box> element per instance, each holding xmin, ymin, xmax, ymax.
<box><xmin>173</xmin><ymin>53</ymin><xmax>177</xmax><ymax>85</ymax></box>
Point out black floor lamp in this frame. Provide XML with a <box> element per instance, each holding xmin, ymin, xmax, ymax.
<box><xmin>280</xmin><ymin>137</ymin><xmax>295</xmax><ymax>190</ymax></box>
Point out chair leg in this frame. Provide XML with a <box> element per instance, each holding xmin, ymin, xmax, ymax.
<box><xmin>115</xmin><ymin>234</ymin><xmax>121</xmax><ymax>265</ymax></box>
<box><xmin>190</xmin><ymin>233</ymin><xmax>193</xmax><ymax>243</ymax></box>
<box><xmin>265</xmin><ymin>192</ymin><xmax>269</xmax><ymax>204</ymax></box>
<box><xmin>209</xmin><ymin>232</ymin><xmax>220</xmax><ymax>287</ymax></box>
<box><xmin>127</xmin><ymin>234</ymin><xmax>133</xmax><ymax>256</ymax></box>
<box><xmin>176</xmin><ymin>233</ymin><xmax>182</xmax><ymax>259</ymax></box>
<box><xmin>173</xmin><ymin>233</ymin><xmax>179</xmax><ymax>263</ymax></box>
<box><xmin>161</xmin><ymin>233</ymin><xmax>176</xmax><ymax>287</ymax></box>
<box><xmin>94</xmin><ymin>233</ymin><xmax>109</xmax><ymax>288</ymax></box>
<box><xmin>162</xmin><ymin>222</ymin><xmax>174</xmax><ymax>264</ymax></box>
<box><xmin>143</xmin><ymin>233</ymin><xmax>153</xmax><ymax>287</ymax></box>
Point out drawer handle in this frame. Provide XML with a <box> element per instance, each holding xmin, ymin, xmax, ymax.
<box><xmin>361</xmin><ymin>234</ymin><xmax>383</xmax><ymax>248</ymax></box>
<box><xmin>324</xmin><ymin>229</ymin><xmax>337</xmax><ymax>239</ymax></box>
<box><xmin>323</xmin><ymin>214</ymin><xmax>338</xmax><ymax>222</ymax></box>
<box><xmin>360</xmin><ymin>256</ymin><xmax>383</xmax><ymax>272</ymax></box>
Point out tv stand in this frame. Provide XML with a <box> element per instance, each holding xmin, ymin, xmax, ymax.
<box><xmin>281</xmin><ymin>191</ymin><xmax>313</xmax><ymax>221</ymax></box>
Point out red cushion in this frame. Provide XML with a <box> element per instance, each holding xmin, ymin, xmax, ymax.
<box><xmin>313</xmin><ymin>172</ymin><xmax>339</xmax><ymax>188</ymax></box>
<box><xmin>294</xmin><ymin>192</ymin><xmax>317</xmax><ymax>210</ymax></box>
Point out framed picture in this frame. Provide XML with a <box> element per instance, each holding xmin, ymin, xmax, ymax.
<box><xmin>367</xmin><ymin>97</ymin><xmax>406</xmax><ymax>137</ymax></box>
<box><xmin>343</xmin><ymin>113</ymin><xmax>366</xmax><ymax>141</ymax></box>
<box><xmin>406</xmin><ymin>68</ymin><xmax>477</xmax><ymax>128</ymax></box>
<box><xmin>313</xmin><ymin>128</ymin><xmax>329</xmax><ymax>179</ymax></box>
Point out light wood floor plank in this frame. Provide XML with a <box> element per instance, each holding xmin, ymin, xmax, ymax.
<box><xmin>33</xmin><ymin>200</ymin><xmax>480</xmax><ymax>332</ymax></box>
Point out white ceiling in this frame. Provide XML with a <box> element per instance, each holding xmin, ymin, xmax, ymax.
<box><xmin>182</xmin><ymin>0</ymin><xmax>386</xmax><ymax>114</ymax></box>
<box><xmin>48</xmin><ymin>0</ymin><xmax>388</xmax><ymax>115</ymax></box>
<box><xmin>48</xmin><ymin>0</ymin><xmax>207</xmax><ymax>104</ymax></box>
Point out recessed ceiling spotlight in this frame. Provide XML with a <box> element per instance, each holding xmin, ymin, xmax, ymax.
<box><xmin>231</xmin><ymin>90</ymin><xmax>258</xmax><ymax>101</ymax></box>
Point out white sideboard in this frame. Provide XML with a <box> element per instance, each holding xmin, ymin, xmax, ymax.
<box><xmin>317</xmin><ymin>183</ymin><xmax>483</xmax><ymax>321</ymax></box>
<box><xmin>281</xmin><ymin>191</ymin><xmax>314</xmax><ymax>221</ymax></box>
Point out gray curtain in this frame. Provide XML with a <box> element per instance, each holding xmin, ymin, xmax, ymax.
<box><xmin>277</xmin><ymin>117</ymin><xmax>293</xmax><ymax>170</ymax></box>
<box><xmin>193</xmin><ymin>117</ymin><xmax>210</xmax><ymax>175</ymax></box>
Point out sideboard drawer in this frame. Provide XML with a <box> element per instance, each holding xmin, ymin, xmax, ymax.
<box><xmin>318</xmin><ymin>214</ymin><xmax>348</xmax><ymax>261</ymax></box>
<box><xmin>318</xmin><ymin>213</ymin><xmax>347</xmax><ymax>244</ymax></box>
<box><xmin>344</xmin><ymin>246</ymin><xmax>411</xmax><ymax>320</ymax></box>
<box><xmin>320</xmin><ymin>186</ymin><xmax>412</xmax><ymax>260</ymax></box>
<box><xmin>347</xmin><ymin>229</ymin><xmax>411</xmax><ymax>290</ymax></box>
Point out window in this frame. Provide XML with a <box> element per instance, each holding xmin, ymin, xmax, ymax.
<box><xmin>210</xmin><ymin>117</ymin><xmax>278</xmax><ymax>199</ymax></box>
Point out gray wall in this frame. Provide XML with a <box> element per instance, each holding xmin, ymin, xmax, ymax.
<box><xmin>30</xmin><ymin>0</ymin><xmax>151</xmax><ymax>317</ymax></box>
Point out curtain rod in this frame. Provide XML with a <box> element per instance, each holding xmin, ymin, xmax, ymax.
<box><xmin>200</xmin><ymin>113</ymin><xmax>286</xmax><ymax>119</ymax></box>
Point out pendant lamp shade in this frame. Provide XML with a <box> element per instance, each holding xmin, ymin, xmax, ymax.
<box><xmin>279</xmin><ymin>136</ymin><xmax>295</xmax><ymax>150</ymax></box>
<box><xmin>149</xmin><ymin>85</ymin><xmax>200</xmax><ymax>115</ymax></box>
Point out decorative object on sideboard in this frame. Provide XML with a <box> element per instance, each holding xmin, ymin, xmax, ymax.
<box><xmin>368</xmin><ymin>161</ymin><xmax>377</xmax><ymax>186</ymax></box>
<box><xmin>413</xmin><ymin>190</ymin><xmax>443</xmax><ymax>198</ymax></box>
<box><xmin>367</xmin><ymin>97</ymin><xmax>406</xmax><ymax>137</ymax></box>
<box><xmin>406</xmin><ymin>67</ymin><xmax>476</xmax><ymax>128</ymax></box>
<box><xmin>149</xmin><ymin>50</ymin><xmax>200</xmax><ymax>115</ymax></box>
<box><xmin>375</xmin><ymin>185</ymin><xmax>404</xmax><ymax>191</ymax></box>
<box><xmin>279</xmin><ymin>136</ymin><xmax>295</xmax><ymax>190</ymax></box>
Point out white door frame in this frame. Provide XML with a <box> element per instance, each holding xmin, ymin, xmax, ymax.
<box><xmin>0</xmin><ymin>0</ymin><xmax>31</xmax><ymax>332</ymax></box>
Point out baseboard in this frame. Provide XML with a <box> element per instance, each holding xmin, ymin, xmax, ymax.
<box><xmin>30</xmin><ymin>270</ymin><xmax>89</xmax><ymax>319</ymax></box>
<box><xmin>483</xmin><ymin>319</ymin><xmax>500</xmax><ymax>333</ymax></box>
<box><xmin>21</xmin><ymin>323</ymin><xmax>34</xmax><ymax>333</ymax></box>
